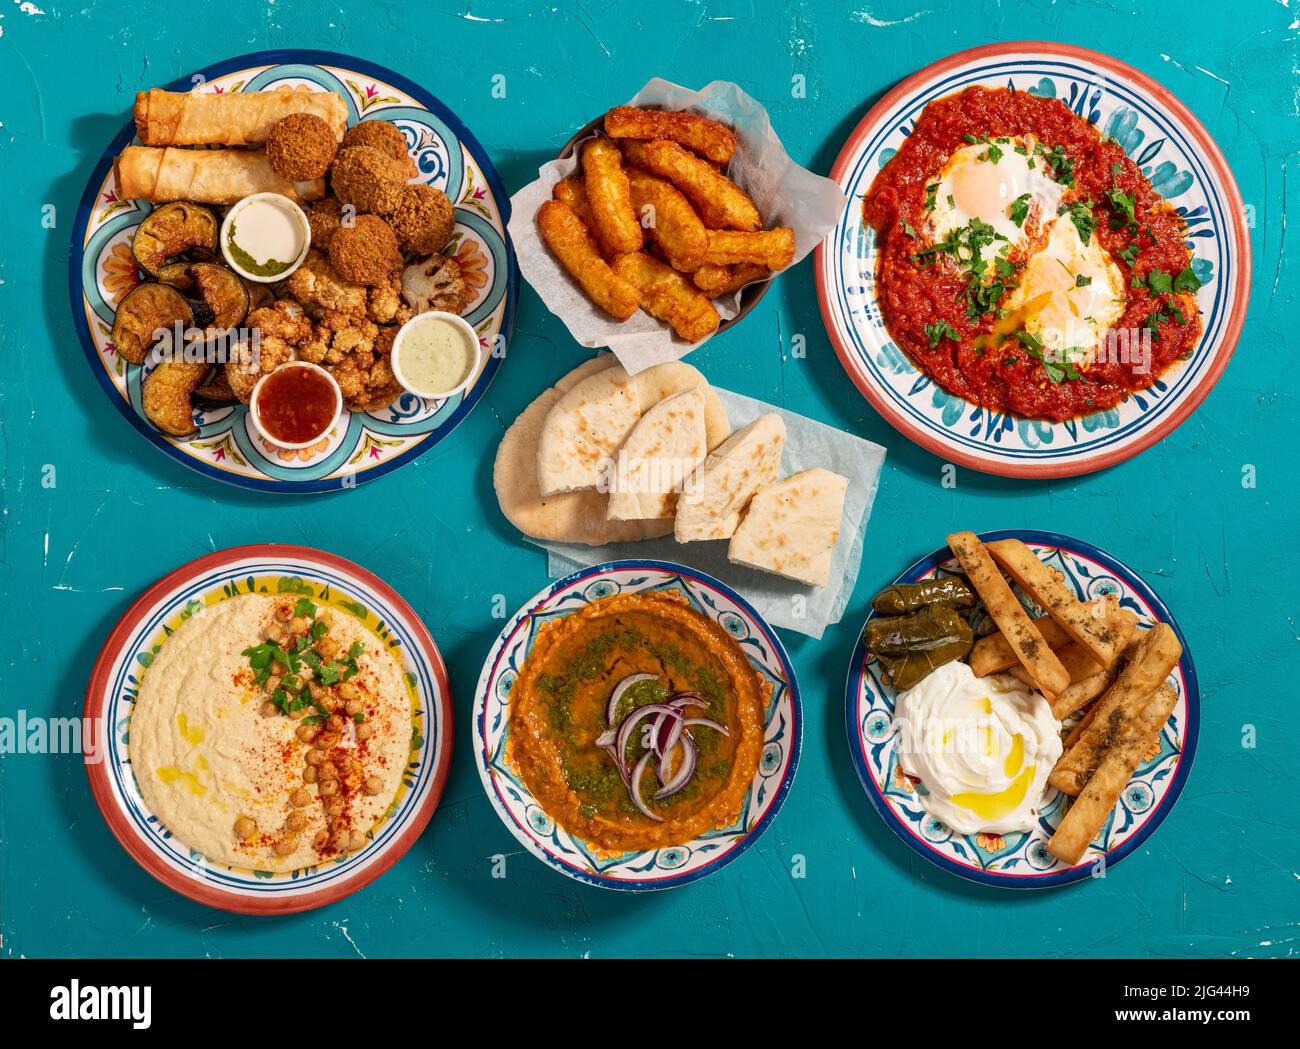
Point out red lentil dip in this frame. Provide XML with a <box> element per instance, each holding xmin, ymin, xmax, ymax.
<box><xmin>862</xmin><ymin>86</ymin><xmax>1203</xmax><ymax>421</ymax></box>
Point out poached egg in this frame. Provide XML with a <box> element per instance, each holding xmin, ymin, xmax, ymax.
<box><xmin>892</xmin><ymin>660</ymin><xmax>1062</xmax><ymax>836</ymax></box>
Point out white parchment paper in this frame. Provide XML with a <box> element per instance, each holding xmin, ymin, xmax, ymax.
<box><xmin>508</xmin><ymin>78</ymin><xmax>850</xmax><ymax>374</ymax></box>
<box><xmin>536</xmin><ymin>389</ymin><xmax>886</xmax><ymax>640</ymax></box>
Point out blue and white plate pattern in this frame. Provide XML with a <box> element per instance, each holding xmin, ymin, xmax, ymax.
<box><xmin>845</xmin><ymin>530</ymin><xmax>1199</xmax><ymax>888</ymax></box>
<box><xmin>70</xmin><ymin>50</ymin><xmax>518</xmax><ymax>493</ymax></box>
<box><xmin>474</xmin><ymin>560</ymin><xmax>802</xmax><ymax>891</ymax></box>
<box><xmin>817</xmin><ymin>43</ymin><xmax>1248</xmax><ymax>478</ymax></box>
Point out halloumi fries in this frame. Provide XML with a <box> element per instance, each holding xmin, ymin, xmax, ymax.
<box><xmin>581</xmin><ymin>137</ymin><xmax>643</xmax><ymax>255</ymax></box>
<box><xmin>1048</xmin><ymin>684</ymin><xmax>1178</xmax><ymax>864</ymax></box>
<box><xmin>536</xmin><ymin>200</ymin><xmax>640</xmax><ymax>320</ymax></box>
<box><xmin>552</xmin><ymin>176</ymin><xmax>595</xmax><ymax>229</ymax></box>
<box><xmin>946</xmin><ymin>531</ymin><xmax>1069</xmax><ymax>696</ymax></box>
<box><xmin>987</xmin><ymin>539</ymin><xmax>1123</xmax><ymax>667</ymax></box>
<box><xmin>691</xmin><ymin>261</ymin><xmax>770</xmax><ymax>298</ymax></box>
<box><xmin>626</xmin><ymin>167</ymin><xmax>708</xmax><ymax>270</ymax></box>
<box><xmin>704</xmin><ymin>228</ymin><xmax>795</xmax><ymax>270</ymax></box>
<box><xmin>605</xmin><ymin>105</ymin><xmax>737</xmax><ymax>164</ymax></box>
<box><xmin>612</xmin><ymin>250</ymin><xmax>720</xmax><ymax>343</ymax></box>
<box><xmin>621</xmin><ymin>139</ymin><xmax>761</xmax><ymax>231</ymax></box>
<box><xmin>1049</xmin><ymin>622</ymin><xmax>1182</xmax><ymax>795</ymax></box>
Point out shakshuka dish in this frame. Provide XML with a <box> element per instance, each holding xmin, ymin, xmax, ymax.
<box><xmin>863</xmin><ymin>86</ymin><xmax>1202</xmax><ymax>421</ymax></box>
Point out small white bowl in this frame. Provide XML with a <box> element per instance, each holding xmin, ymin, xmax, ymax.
<box><xmin>220</xmin><ymin>192</ymin><xmax>312</xmax><ymax>284</ymax></box>
<box><xmin>249</xmin><ymin>361</ymin><xmax>342</xmax><ymax>450</ymax></box>
<box><xmin>390</xmin><ymin>311</ymin><xmax>483</xmax><ymax>400</ymax></box>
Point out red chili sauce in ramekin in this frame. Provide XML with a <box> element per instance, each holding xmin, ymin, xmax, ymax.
<box><xmin>862</xmin><ymin>86</ymin><xmax>1202</xmax><ymax>421</ymax></box>
<box><xmin>256</xmin><ymin>365</ymin><xmax>338</xmax><ymax>445</ymax></box>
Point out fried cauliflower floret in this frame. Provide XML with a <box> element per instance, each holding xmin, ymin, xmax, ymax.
<box><xmin>306</xmin><ymin>197</ymin><xmax>347</xmax><ymax>251</ymax></box>
<box><xmin>366</xmin><ymin>272</ymin><xmax>413</xmax><ymax>326</ymax></box>
<box><xmin>401</xmin><ymin>254</ymin><xmax>470</xmax><ymax>316</ymax></box>
<box><xmin>341</xmin><ymin>120</ymin><xmax>417</xmax><ymax>178</ymax></box>
<box><xmin>331</xmin><ymin>145</ymin><xmax>409</xmax><ymax>215</ymax></box>
<box><xmin>328</xmin><ymin>214</ymin><xmax>402</xmax><ymax>286</ymax></box>
<box><xmin>265</xmin><ymin>113</ymin><xmax>338</xmax><ymax>181</ymax></box>
<box><xmin>287</xmin><ymin>250</ymin><xmax>368</xmax><ymax>318</ymax></box>
<box><xmin>385</xmin><ymin>183</ymin><xmax>455</xmax><ymax>255</ymax></box>
<box><xmin>327</xmin><ymin>328</ymin><xmax>405</xmax><ymax>413</ymax></box>
<box><xmin>223</xmin><ymin>300</ymin><xmax>312</xmax><ymax>403</ymax></box>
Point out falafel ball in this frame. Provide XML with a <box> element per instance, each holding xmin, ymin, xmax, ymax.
<box><xmin>386</xmin><ymin>183</ymin><xmax>456</xmax><ymax>255</ymax></box>
<box><xmin>306</xmin><ymin>197</ymin><xmax>347</xmax><ymax>251</ymax></box>
<box><xmin>265</xmin><ymin>113</ymin><xmax>338</xmax><ymax>182</ymax></box>
<box><xmin>328</xmin><ymin>214</ymin><xmax>403</xmax><ymax>286</ymax></box>
<box><xmin>330</xmin><ymin>145</ymin><xmax>409</xmax><ymax>215</ymax></box>
<box><xmin>341</xmin><ymin>120</ymin><xmax>417</xmax><ymax>178</ymax></box>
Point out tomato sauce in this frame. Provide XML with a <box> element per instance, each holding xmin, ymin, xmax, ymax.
<box><xmin>862</xmin><ymin>86</ymin><xmax>1202</xmax><ymax>421</ymax></box>
<box><xmin>255</xmin><ymin>365</ymin><xmax>338</xmax><ymax>444</ymax></box>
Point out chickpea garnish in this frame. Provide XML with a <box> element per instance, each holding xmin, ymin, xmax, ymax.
<box><xmin>323</xmin><ymin>796</ymin><xmax>345</xmax><ymax>818</ymax></box>
<box><xmin>303</xmin><ymin>766</ymin><xmax>319</xmax><ymax>784</ymax></box>
<box><xmin>348</xmin><ymin>831</ymin><xmax>367</xmax><ymax>852</ymax></box>
<box><xmin>337</xmin><ymin>681</ymin><xmax>359</xmax><ymax>702</ymax></box>
<box><xmin>296</xmin><ymin>723</ymin><xmax>321</xmax><ymax>743</ymax></box>
<box><xmin>356</xmin><ymin>722</ymin><xmax>374</xmax><ymax>741</ymax></box>
<box><xmin>289</xmin><ymin>616</ymin><xmax>311</xmax><ymax>635</ymax></box>
<box><xmin>273</xmin><ymin>834</ymin><xmax>298</xmax><ymax>857</ymax></box>
<box><xmin>318</xmin><ymin>778</ymin><xmax>340</xmax><ymax>798</ymax></box>
<box><xmin>363</xmin><ymin>776</ymin><xmax>384</xmax><ymax>796</ymax></box>
<box><xmin>313</xmin><ymin>830</ymin><xmax>330</xmax><ymax>851</ymax></box>
<box><xmin>275</xmin><ymin>605</ymin><xmax>294</xmax><ymax>622</ymax></box>
<box><xmin>234</xmin><ymin>816</ymin><xmax>257</xmax><ymax>840</ymax></box>
<box><xmin>286</xmin><ymin>811</ymin><xmax>308</xmax><ymax>832</ymax></box>
<box><xmin>304</xmin><ymin>748</ymin><xmax>325</xmax><ymax>767</ymax></box>
<box><xmin>260</xmin><ymin>700</ymin><xmax>279</xmax><ymax>718</ymax></box>
<box><xmin>316</xmin><ymin>636</ymin><xmax>341</xmax><ymax>659</ymax></box>
<box><xmin>263</xmin><ymin>621</ymin><xmax>286</xmax><ymax>643</ymax></box>
<box><xmin>344</xmin><ymin>699</ymin><xmax>364</xmax><ymax>718</ymax></box>
<box><xmin>290</xmin><ymin>788</ymin><xmax>313</xmax><ymax>808</ymax></box>
<box><xmin>315</xmin><ymin>730</ymin><xmax>341</xmax><ymax>750</ymax></box>
<box><xmin>330</xmin><ymin>829</ymin><xmax>350</xmax><ymax>851</ymax></box>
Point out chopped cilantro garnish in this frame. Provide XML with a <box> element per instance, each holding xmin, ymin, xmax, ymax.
<box><xmin>924</xmin><ymin>183</ymin><xmax>939</xmax><ymax>210</ymax></box>
<box><xmin>1173</xmin><ymin>266</ymin><xmax>1202</xmax><ymax>293</ymax></box>
<box><xmin>1008</xmin><ymin>193</ymin><xmax>1031</xmax><ymax>228</ymax></box>
<box><xmin>924</xmin><ymin>319</ymin><xmax>960</xmax><ymax>347</ymax></box>
<box><xmin>1065</xmin><ymin>200</ymin><xmax>1096</xmax><ymax>245</ymax></box>
<box><xmin>1075</xmin><ymin>274</ymin><xmax>1092</xmax><ymax>287</ymax></box>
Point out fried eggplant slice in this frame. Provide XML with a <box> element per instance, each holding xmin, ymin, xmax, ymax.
<box><xmin>157</xmin><ymin>261</ymin><xmax>251</xmax><ymax>330</ymax></box>
<box><xmin>132</xmin><ymin>201</ymin><xmax>218</xmax><ymax>277</ymax></box>
<box><xmin>111</xmin><ymin>282</ymin><xmax>193</xmax><ymax>365</ymax></box>
<box><xmin>142</xmin><ymin>361</ymin><xmax>208</xmax><ymax>437</ymax></box>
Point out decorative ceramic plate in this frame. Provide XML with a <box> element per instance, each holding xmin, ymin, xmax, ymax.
<box><xmin>845</xmin><ymin>529</ymin><xmax>1198</xmax><ymax>889</ymax></box>
<box><xmin>473</xmin><ymin>560</ymin><xmax>801</xmax><ymax>891</ymax></box>
<box><xmin>815</xmin><ymin>42</ymin><xmax>1249</xmax><ymax>478</ymax></box>
<box><xmin>84</xmin><ymin>544</ymin><xmax>453</xmax><ymax>914</ymax></box>
<box><xmin>70</xmin><ymin>49</ymin><xmax>518</xmax><ymax>492</ymax></box>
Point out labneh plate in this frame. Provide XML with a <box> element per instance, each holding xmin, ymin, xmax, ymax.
<box><xmin>845</xmin><ymin>529</ymin><xmax>1199</xmax><ymax>888</ymax></box>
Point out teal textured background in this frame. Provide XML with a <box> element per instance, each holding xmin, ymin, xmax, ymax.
<box><xmin>1</xmin><ymin>0</ymin><xmax>1296</xmax><ymax>958</ymax></box>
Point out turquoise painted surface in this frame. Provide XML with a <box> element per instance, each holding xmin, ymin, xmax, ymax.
<box><xmin>0</xmin><ymin>0</ymin><xmax>1296</xmax><ymax>958</ymax></box>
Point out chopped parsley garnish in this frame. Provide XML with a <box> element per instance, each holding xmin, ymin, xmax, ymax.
<box><xmin>1064</xmin><ymin>200</ymin><xmax>1097</xmax><ymax>245</ymax></box>
<box><xmin>1147</xmin><ymin>269</ymin><xmax>1174</xmax><ymax>295</ymax></box>
<box><xmin>1104</xmin><ymin>187</ymin><xmax>1138</xmax><ymax>233</ymax></box>
<box><xmin>1036</xmin><ymin>143</ymin><xmax>1075</xmax><ymax>187</ymax></box>
<box><xmin>1173</xmin><ymin>266</ymin><xmax>1202</xmax><ymax>293</ymax></box>
<box><xmin>1075</xmin><ymin>274</ymin><xmax>1092</xmax><ymax>287</ymax></box>
<box><xmin>1009</xmin><ymin>193</ymin><xmax>1031</xmax><ymax>228</ymax></box>
<box><xmin>901</xmin><ymin>218</ymin><xmax>919</xmax><ymax>239</ymax></box>
<box><xmin>1117</xmin><ymin>241</ymin><xmax>1140</xmax><ymax>267</ymax></box>
<box><xmin>924</xmin><ymin>319</ymin><xmax>961</xmax><ymax>347</ymax></box>
<box><xmin>924</xmin><ymin>182</ymin><xmax>939</xmax><ymax>210</ymax></box>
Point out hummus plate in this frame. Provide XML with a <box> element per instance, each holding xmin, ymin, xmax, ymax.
<box><xmin>85</xmin><ymin>544</ymin><xmax>452</xmax><ymax>914</ymax></box>
<box><xmin>474</xmin><ymin>560</ymin><xmax>801</xmax><ymax>891</ymax></box>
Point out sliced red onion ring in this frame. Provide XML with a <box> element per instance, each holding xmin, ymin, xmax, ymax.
<box><xmin>654</xmin><ymin>736</ymin><xmax>697</xmax><ymax>800</ymax></box>
<box><xmin>683</xmin><ymin>717</ymin><xmax>729</xmax><ymax>737</ymax></box>
<box><xmin>629</xmin><ymin>752</ymin><xmax>663</xmax><ymax>822</ymax></box>
<box><xmin>613</xmin><ymin>703</ymin><xmax>679</xmax><ymax>774</ymax></box>
<box><xmin>606</xmin><ymin>673</ymin><xmax>660</xmax><ymax>726</ymax></box>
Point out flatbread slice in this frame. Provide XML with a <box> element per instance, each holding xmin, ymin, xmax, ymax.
<box><xmin>632</xmin><ymin>360</ymin><xmax>730</xmax><ymax>451</ymax></box>
<box><xmin>537</xmin><ymin>365</ymin><xmax>641</xmax><ymax>496</ymax></box>
<box><xmin>727</xmin><ymin>468</ymin><xmax>847</xmax><ymax>587</ymax></box>
<box><xmin>674</xmin><ymin>413</ymin><xmax>785</xmax><ymax>542</ymax></box>
<box><xmin>495</xmin><ymin>382</ymin><xmax>671</xmax><ymax>546</ymax></box>
<box><xmin>608</xmin><ymin>387</ymin><xmax>707</xmax><ymax>522</ymax></box>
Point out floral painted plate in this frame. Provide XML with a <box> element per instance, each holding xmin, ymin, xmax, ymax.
<box><xmin>845</xmin><ymin>529</ymin><xmax>1198</xmax><ymax>889</ymax></box>
<box><xmin>815</xmin><ymin>42</ymin><xmax>1249</xmax><ymax>478</ymax></box>
<box><xmin>70</xmin><ymin>50</ymin><xmax>518</xmax><ymax>492</ymax></box>
<box><xmin>473</xmin><ymin>561</ymin><xmax>801</xmax><ymax>891</ymax></box>
<box><xmin>84</xmin><ymin>544</ymin><xmax>453</xmax><ymax>914</ymax></box>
